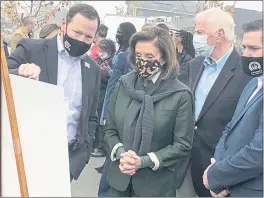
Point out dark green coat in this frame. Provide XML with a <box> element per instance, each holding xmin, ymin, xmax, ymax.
<box><xmin>104</xmin><ymin>75</ymin><xmax>194</xmax><ymax>197</ymax></box>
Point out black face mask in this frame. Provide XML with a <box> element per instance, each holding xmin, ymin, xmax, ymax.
<box><xmin>241</xmin><ymin>56</ymin><xmax>263</xmax><ymax>77</ymax></box>
<box><xmin>63</xmin><ymin>28</ymin><xmax>91</xmax><ymax>57</ymax></box>
<box><xmin>116</xmin><ymin>34</ymin><xmax>125</xmax><ymax>45</ymax></box>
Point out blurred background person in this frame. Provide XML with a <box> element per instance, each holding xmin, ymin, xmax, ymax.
<box><xmin>97</xmin><ymin>22</ymin><xmax>136</xmax><ymax>197</ymax></box>
<box><xmin>39</xmin><ymin>24</ymin><xmax>60</xmax><ymax>39</ymax></box>
<box><xmin>157</xmin><ymin>23</ymin><xmax>170</xmax><ymax>32</ymax></box>
<box><xmin>115</xmin><ymin>22</ymin><xmax>136</xmax><ymax>55</ymax></box>
<box><xmin>92</xmin><ymin>39</ymin><xmax>116</xmax><ymax>159</ymax></box>
<box><xmin>100</xmin><ymin>22</ymin><xmax>136</xmax><ymax>127</ymax></box>
<box><xmin>11</xmin><ymin>16</ymin><xmax>37</xmax><ymax>52</ymax></box>
<box><xmin>174</xmin><ymin>30</ymin><xmax>195</xmax><ymax>66</ymax></box>
<box><xmin>104</xmin><ymin>26</ymin><xmax>194</xmax><ymax>197</ymax></box>
<box><xmin>90</xmin><ymin>24</ymin><xmax>108</xmax><ymax>61</ymax></box>
<box><xmin>141</xmin><ymin>23</ymin><xmax>154</xmax><ymax>30</ymax></box>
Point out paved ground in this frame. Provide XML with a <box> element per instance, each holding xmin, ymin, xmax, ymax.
<box><xmin>71</xmin><ymin>157</ymin><xmax>105</xmax><ymax>197</ymax></box>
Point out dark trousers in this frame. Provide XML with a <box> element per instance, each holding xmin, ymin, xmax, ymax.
<box><xmin>98</xmin><ymin>156</ymin><xmax>111</xmax><ymax>197</ymax></box>
<box><xmin>93</xmin><ymin>125</ymin><xmax>105</xmax><ymax>150</ymax></box>
<box><xmin>68</xmin><ymin>141</ymin><xmax>75</xmax><ymax>182</ymax></box>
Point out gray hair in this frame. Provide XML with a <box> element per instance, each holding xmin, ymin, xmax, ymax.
<box><xmin>195</xmin><ymin>8</ymin><xmax>235</xmax><ymax>41</ymax></box>
<box><xmin>128</xmin><ymin>26</ymin><xmax>179</xmax><ymax>79</ymax></box>
<box><xmin>39</xmin><ymin>24</ymin><xmax>60</xmax><ymax>39</ymax></box>
<box><xmin>22</xmin><ymin>16</ymin><xmax>36</xmax><ymax>26</ymax></box>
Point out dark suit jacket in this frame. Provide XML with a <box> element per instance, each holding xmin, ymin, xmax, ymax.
<box><xmin>208</xmin><ymin>78</ymin><xmax>263</xmax><ymax>197</ymax></box>
<box><xmin>7</xmin><ymin>36</ymin><xmax>101</xmax><ymax>180</ymax></box>
<box><xmin>178</xmin><ymin>48</ymin><xmax>253</xmax><ymax>196</ymax></box>
<box><xmin>100</xmin><ymin>50</ymin><xmax>132</xmax><ymax>125</ymax></box>
<box><xmin>104</xmin><ymin>74</ymin><xmax>194</xmax><ymax>196</ymax></box>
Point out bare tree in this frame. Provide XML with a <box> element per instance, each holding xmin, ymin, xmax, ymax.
<box><xmin>115</xmin><ymin>0</ymin><xmax>137</xmax><ymax>16</ymax></box>
<box><xmin>196</xmin><ymin>0</ymin><xmax>236</xmax><ymax>17</ymax></box>
<box><xmin>2</xmin><ymin>1</ymin><xmax>81</xmax><ymax>28</ymax></box>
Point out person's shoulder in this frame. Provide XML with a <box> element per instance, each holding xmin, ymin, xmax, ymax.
<box><xmin>17</xmin><ymin>38</ymin><xmax>46</xmax><ymax>49</ymax></box>
<box><xmin>172</xmin><ymin>77</ymin><xmax>192</xmax><ymax>93</ymax></box>
<box><xmin>17</xmin><ymin>38</ymin><xmax>46</xmax><ymax>50</ymax></box>
<box><xmin>187</xmin><ymin>54</ymin><xmax>205</xmax><ymax>66</ymax></box>
<box><xmin>12</xmin><ymin>27</ymin><xmax>23</xmax><ymax>36</ymax></box>
<box><xmin>117</xmin><ymin>51</ymin><xmax>129</xmax><ymax>58</ymax></box>
<box><xmin>244</xmin><ymin>77</ymin><xmax>259</xmax><ymax>90</ymax></box>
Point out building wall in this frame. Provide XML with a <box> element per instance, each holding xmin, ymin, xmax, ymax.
<box><xmin>136</xmin><ymin>8</ymin><xmax>194</xmax><ymax>20</ymax></box>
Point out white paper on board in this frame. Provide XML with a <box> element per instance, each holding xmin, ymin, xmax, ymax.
<box><xmin>1</xmin><ymin>74</ymin><xmax>71</xmax><ymax>197</ymax></box>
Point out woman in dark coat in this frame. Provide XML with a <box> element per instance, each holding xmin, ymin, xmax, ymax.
<box><xmin>92</xmin><ymin>39</ymin><xmax>116</xmax><ymax>157</ymax></box>
<box><xmin>104</xmin><ymin>26</ymin><xmax>194</xmax><ymax>197</ymax></box>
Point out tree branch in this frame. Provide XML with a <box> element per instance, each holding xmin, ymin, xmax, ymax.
<box><xmin>34</xmin><ymin>1</ymin><xmax>43</xmax><ymax>17</ymax></box>
<box><xmin>30</xmin><ymin>0</ymin><xmax>34</xmax><ymax>15</ymax></box>
<box><xmin>10</xmin><ymin>1</ymin><xmax>21</xmax><ymax>25</ymax></box>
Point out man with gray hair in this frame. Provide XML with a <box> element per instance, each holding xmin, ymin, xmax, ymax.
<box><xmin>178</xmin><ymin>8</ymin><xmax>252</xmax><ymax>196</ymax></box>
<box><xmin>11</xmin><ymin>16</ymin><xmax>37</xmax><ymax>51</ymax></box>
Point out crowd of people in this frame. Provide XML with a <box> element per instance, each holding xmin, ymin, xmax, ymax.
<box><xmin>3</xmin><ymin>2</ymin><xmax>263</xmax><ymax>197</ymax></box>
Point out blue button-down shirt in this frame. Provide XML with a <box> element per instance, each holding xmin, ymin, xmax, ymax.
<box><xmin>194</xmin><ymin>46</ymin><xmax>234</xmax><ymax>121</ymax></box>
<box><xmin>57</xmin><ymin>34</ymin><xmax>83</xmax><ymax>143</ymax></box>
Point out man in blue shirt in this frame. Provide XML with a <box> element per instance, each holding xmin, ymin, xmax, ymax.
<box><xmin>178</xmin><ymin>8</ymin><xmax>252</xmax><ymax>196</ymax></box>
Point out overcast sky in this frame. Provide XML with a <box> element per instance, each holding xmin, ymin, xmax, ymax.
<box><xmin>85</xmin><ymin>1</ymin><xmax>262</xmax><ymax>19</ymax></box>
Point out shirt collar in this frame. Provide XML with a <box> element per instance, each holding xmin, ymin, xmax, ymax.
<box><xmin>204</xmin><ymin>45</ymin><xmax>234</xmax><ymax>70</ymax></box>
<box><xmin>57</xmin><ymin>33</ymin><xmax>64</xmax><ymax>53</ymax></box>
<box><xmin>148</xmin><ymin>70</ymin><xmax>161</xmax><ymax>84</ymax></box>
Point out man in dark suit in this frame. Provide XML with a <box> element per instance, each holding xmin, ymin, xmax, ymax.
<box><xmin>98</xmin><ymin>50</ymin><xmax>132</xmax><ymax>197</ymax></box>
<box><xmin>203</xmin><ymin>19</ymin><xmax>263</xmax><ymax>197</ymax></box>
<box><xmin>7</xmin><ymin>4</ymin><xmax>101</xmax><ymax>181</ymax></box>
<box><xmin>178</xmin><ymin>8</ymin><xmax>252</xmax><ymax>196</ymax></box>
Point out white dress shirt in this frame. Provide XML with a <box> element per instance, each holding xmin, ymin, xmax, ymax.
<box><xmin>56</xmin><ymin>34</ymin><xmax>83</xmax><ymax>143</ymax></box>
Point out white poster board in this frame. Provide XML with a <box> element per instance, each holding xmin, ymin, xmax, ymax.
<box><xmin>104</xmin><ymin>14</ymin><xmax>146</xmax><ymax>43</ymax></box>
<box><xmin>1</xmin><ymin>75</ymin><xmax>71</xmax><ymax>197</ymax></box>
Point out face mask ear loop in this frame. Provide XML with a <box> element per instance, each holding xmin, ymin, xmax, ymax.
<box><xmin>64</xmin><ymin>21</ymin><xmax>69</xmax><ymax>37</ymax></box>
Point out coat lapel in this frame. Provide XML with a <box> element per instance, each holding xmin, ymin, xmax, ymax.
<box><xmin>190</xmin><ymin>56</ymin><xmax>205</xmax><ymax>92</ymax></box>
<box><xmin>197</xmin><ymin>49</ymin><xmax>238</xmax><ymax>122</ymax></box>
<box><xmin>231</xmin><ymin>88</ymin><xmax>263</xmax><ymax>130</ymax></box>
<box><xmin>235</xmin><ymin>78</ymin><xmax>258</xmax><ymax>116</ymax></box>
<box><xmin>81</xmin><ymin>60</ymin><xmax>89</xmax><ymax>118</ymax></box>
<box><xmin>44</xmin><ymin>36</ymin><xmax>58</xmax><ymax>85</ymax></box>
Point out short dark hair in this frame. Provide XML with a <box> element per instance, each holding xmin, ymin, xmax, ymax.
<box><xmin>39</xmin><ymin>24</ymin><xmax>60</xmax><ymax>39</ymax></box>
<box><xmin>129</xmin><ymin>26</ymin><xmax>179</xmax><ymax>78</ymax></box>
<box><xmin>98</xmin><ymin>39</ymin><xmax>116</xmax><ymax>58</ymax></box>
<box><xmin>98</xmin><ymin>24</ymin><xmax>108</xmax><ymax>38</ymax></box>
<box><xmin>157</xmin><ymin>23</ymin><xmax>169</xmax><ymax>32</ymax></box>
<box><xmin>66</xmin><ymin>3</ymin><xmax>100</xmax><ymax>28</ymax></box>
<box><xmin>22</xmin><ymin>16</ymin><xmax>36</xmax><ymax>26</ymax></box>
<box><xmin>242</xmin><ymin>19</ymin><xmax>263</xmax><ymax>33</ymax></box>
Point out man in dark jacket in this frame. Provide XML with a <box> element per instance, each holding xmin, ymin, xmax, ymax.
<box><xmin>178</xmin><ymin>8</ymin><xmax>252</xmax><ymax>196</ymax></box>
<box><xmin>7</xmin><ymin>3</ymin><xmax>101</xmax><ymax>182</ymax></box>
